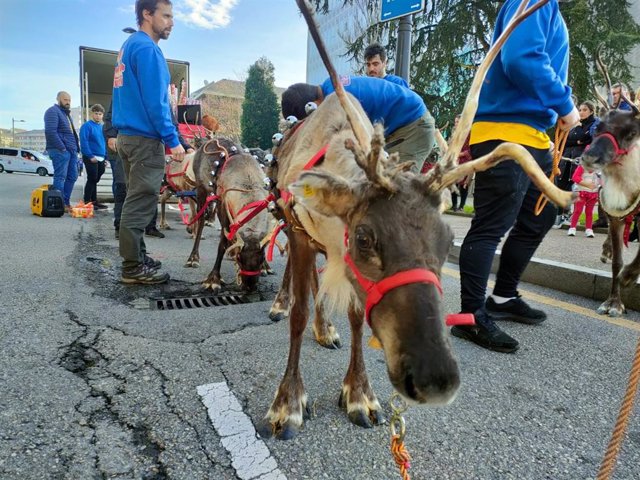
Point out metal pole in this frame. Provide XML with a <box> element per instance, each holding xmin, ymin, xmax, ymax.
<box><xmin>12</xmin><ymin>118</ymin><xmax>15</xmax><ymax>146</ymax></box>
<box><xmin>395</xmin><ymin>14</ymin><xmax>413</xmax><ymax>83</ymax></box>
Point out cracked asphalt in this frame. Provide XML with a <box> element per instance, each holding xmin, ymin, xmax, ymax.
<box><xmin>1</xmin><ymin>173</ymin><xmax>639</xmax><ymax>480</ymax></box>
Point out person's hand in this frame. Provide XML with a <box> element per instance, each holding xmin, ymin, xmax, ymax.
<box><xmin>170</xmin><ymin>144</ymin><xmax>186</xmax><ymax>162</ymax></box>
<box><xmin>90</xmin><ymin>157</ymin><xmax>98</xmax><ymax>163</ymax></box>
<box><xmin>107</xmin><ymin>138</ymin><xmax>117</xmax><ymax>152</ymax></box>
<box><xmin>186</xmin><ymin>148</ymin><xmax>195</xmax><ymax>154</ymax></box>
<box><xmin>559</xmin><ymin>107</ymin><xmax>580</xmax><ymax>132</ymax></box>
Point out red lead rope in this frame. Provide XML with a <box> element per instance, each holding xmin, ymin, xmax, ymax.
<box><xmin>343</xmin><ymin>230</ymin><xmax>475</xmax><ymax>327</ymax></box>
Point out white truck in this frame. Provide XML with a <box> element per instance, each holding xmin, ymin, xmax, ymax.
<box><xmin>79</xmin><ymin>46</ymin><xmax>190</xmax><ymax>200</ymax></box>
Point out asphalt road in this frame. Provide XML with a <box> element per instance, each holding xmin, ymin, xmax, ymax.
<box><xmin>1</xmin><ymin>172</ymin><xmax>639</xmax><ymax>480</ymax></box>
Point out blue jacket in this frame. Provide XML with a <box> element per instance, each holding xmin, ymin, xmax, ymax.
<box><xmin>112</xmin><ymin>31</ymin><xmax>179</xmax><ymax>148</ymax></box>
<box><xmin>384</xmin><ymin>74</ymin><xmax>409</xmax><ymax>89</ymax></box>
<box><xmin>80</xmin><ymin>120</ymin><xmax>106</xmax><ymax>158</ymax></box>
<box><xmin>475</xmin><ymin>0</ymin><xmax>573</xmax><ymax>132</ymax></box>
<box><xmin>44</xmin><ymin>104</ymin><xmax>79</xmax><ymax>153</ymax></box>
<box><xmin>321</xmin><ymin>76</ymin><xmax>427</xmax><ymax>135</ymax></box>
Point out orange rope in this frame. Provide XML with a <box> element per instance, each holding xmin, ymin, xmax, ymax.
<box><xmin>391</xmin><ymin>435</ymin><xmax>412</xmax><ymax>480</ymax></box>
<box><xmin>534</xmin><ymin>126</ymin><xmax>569</xmax><ymax>216</ymax></box>
<box><xmin>596</xmin><ymin>336</ymin><xmax>640</xmax><ymax>480</ymax></box>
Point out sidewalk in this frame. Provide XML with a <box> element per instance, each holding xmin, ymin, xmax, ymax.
<box><xmin>444</xmin><ymin>212</ymin><xmax>640</xmax><ymax>312</ymax></box>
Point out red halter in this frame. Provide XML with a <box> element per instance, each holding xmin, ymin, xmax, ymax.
<box><xmin>593</xmin><ymin>132</ymin><xmax>635</xmax><ymax>164</ymax></box>
<box><xmin>342</xmin><ymin>230</ymin><xmax>474</xmax><ymax>327</ymax></box>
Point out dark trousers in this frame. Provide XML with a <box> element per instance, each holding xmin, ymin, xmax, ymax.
<box><xmin>459</xmin><ymin>140</ymin><xmax>556</xmax><ymax>313</ymax></box>
<box><xmin>83</xmin><ymin>155</ymin><xmax>106</xmax><ymax>203</ymax></box>
<box><xmin>116</xmin><ymin>135</ymin><xmax>165</xmax><ymax>269</ymax></box>
<box><xmin>109</xmin><ymin>152</ymin><xmax>158</xmax><ymax>231</ymax></box>
<box><xmin>452</xmin><ymin>184</ymin><xmax>469</xmax><ymax>211</ymax></box>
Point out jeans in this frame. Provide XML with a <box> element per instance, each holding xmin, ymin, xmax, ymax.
<box><xmin>116</xmin><ymin>135</ymin><xmax>165</xmax><ymax>269</ymax></box>
<box><xmin>83</xmin><ymin>155</ymin><xmax>106</xmax><ymax>204</ymax></box>
<box><xmin>49</xmin><ymin>149</ymin><xmax>79</xmax><ymax>206</ymax></box>
<box><xmin>459</xmin><ymin>140</ymin><xmax>556</xmax><ymax>313</ymax></box>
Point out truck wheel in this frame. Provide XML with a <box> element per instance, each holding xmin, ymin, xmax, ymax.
<box><xmin>37</xmin><ymin>167</ymin><xmax>48</xmax><ymax>176</ymax></box>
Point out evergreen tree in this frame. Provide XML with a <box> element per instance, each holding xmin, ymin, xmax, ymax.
<box><xmin>312</xmin><ymin>0</ymin><xmax>640</xmax><ymax>133</ymax></box>
<box><xmin>241</xmin><ymin>57</ymin><xmax>280</xmax><ymax>150</ymax></box>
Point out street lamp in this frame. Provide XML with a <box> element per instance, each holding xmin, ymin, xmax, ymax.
<box><xmin>12</xmin><ymin>118</ymin><xmax>25</xmax><ymax>146</ymax></box>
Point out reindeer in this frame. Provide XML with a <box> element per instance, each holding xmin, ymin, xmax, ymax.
<box><xmin>158</xmin><ymin>114</ymin><xmax>218</xmax><ymax>234</ymax></box>
<box><xmin>577</xmin><ymin>49</ymin><xmax>640</xmax><ymax>317</ymax></box>
<box><xmin>185</xmin><ymin>137</ymin><xmax>271</xmax><ymax>293</ymax></box>
<box><xmin>258</xmin><ymin>0</ymin><xmax>572</xmax><ymax>440</ymax></box>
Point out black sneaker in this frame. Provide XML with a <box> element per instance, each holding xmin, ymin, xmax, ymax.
<box><xmin>94</xmin><ymin>202</ymin><xmax>108</xmax><ymax>210</ymax></box>
<box><xmin>145</xmin><ymin>227</ymin><xmax>165</xmax><ymax>238</ymax></box>
<box><xmin>121</xmin><ymin>264</ymin><xmax>169</xmax><ymax>284</ymax></box>
<box><xmin>486</xmin><ymin>295</ymin><xmax>547</xmax><ymax>325</ymax></box>
<box><xmin>143</xmin><ymin>255</ymin><xmax>162</xmax><ymax>270</ymax></box>
<box><xmin>451</xmin><ymin>308</ymin><xmax>519</xmax><ymax>353</ymax></box>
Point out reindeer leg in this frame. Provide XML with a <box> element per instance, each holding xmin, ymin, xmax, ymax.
<box><xmin>259</xmin><ymin>230</ymin><xmax>314</xmax><ymax>440</ymax></box>
<box><xmin>188</xmin><ymin>198</ymin><xmax>205</xmax><ymax>239</ymax></box>
<box><xmin>311</xmin><ymin>261</ymin><xmax>341</xmax><ymax>349</ymax></box>
<box><xmin>159</xmin><ymin>190</ymin><xmax>172</xmax><ymax>230</ymax></box>
<box><xmin>598</xmin><ymin>219</ymin><xmax>626</xmax><ymax>316</ymax></box>
<box><xmin>269</xmin><ymin>256</ymin><xmax>291</xmax><ymax>322</ymax></box>
<box><xmin>203</xmin><ymin>228</ymin><xmax>226</xmax><ymax>292</ymax></box>
<box><xmin>619</xmin><ymin>245</ymin><xmax>640</xmax><ymax>288</ymax></box>
<box><xmin>185</xmin><ymin>192</ymin><xmax>206</xmax><ymax>268</ymax></box>
<box><xmin>600</xmin><ymin>227</ymin><xmax>612</xmax><ymax>263</ymax></box>
<box><xmin>338</xmin><ymin>302</ymin><xmax>383</xmax><ymax>428</ymax></box>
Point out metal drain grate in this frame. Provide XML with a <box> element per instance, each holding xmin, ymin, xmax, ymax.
<box><xmin>151</xmin><ymin>294</ymin><xmax>249</xmax><ymax>310</ymax></box>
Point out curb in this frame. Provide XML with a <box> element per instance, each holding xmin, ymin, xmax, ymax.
<box><xmin>448</xmin><ymin>241</ymin><xmax>640</xmax><ymax>312</ymax></box>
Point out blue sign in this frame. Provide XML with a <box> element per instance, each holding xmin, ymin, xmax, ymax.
<box><xmin>380</xmin><ymin>0</ymin><xmax>425</xmax><ymax>22</ymax></box>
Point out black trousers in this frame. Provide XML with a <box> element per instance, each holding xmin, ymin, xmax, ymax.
<box><xmin>459</xmin><ymin>140</ymin><xmax>556</xmax><ymax>313</ymax></box>
<box><xmin>83</xmin><ymin>155</ymin><xmax>106</xmax><ymax>203</ymax></box>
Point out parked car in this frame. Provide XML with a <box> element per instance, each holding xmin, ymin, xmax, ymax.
<box><xmin>0</xmin><ymin>147</ymin><xmax>54</xmax><ymax>176</ymax></box>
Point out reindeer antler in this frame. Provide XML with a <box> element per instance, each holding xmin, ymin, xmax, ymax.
<box><xmin>424</xmin><ymin>0</ymin><xmax>551</xmax><ymax>191</ymax></box>
<box><xmin>595</xmin><ymin>44</ymin><xmax>613</xmax><ymax>109</ymax></box>
<box><xmin>344</xmin><ymin>124</ymin><xmax>396</xmax><ymax>192</ymax></box>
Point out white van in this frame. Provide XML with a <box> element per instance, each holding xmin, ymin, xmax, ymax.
<box><xmin>0</xmin><ymin>147</ymin><xmax>54</xmax><ymax>176</ymax></box>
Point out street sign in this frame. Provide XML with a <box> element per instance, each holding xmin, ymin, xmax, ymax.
<box><xmin>380</xmin><ymin>0</ymin><xmax>425</xmax><ymax>22</ymax></box>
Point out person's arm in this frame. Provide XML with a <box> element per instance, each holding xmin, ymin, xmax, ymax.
<box><xmin>135</xmin><ymin>46</ymin><xmax>180</xmax><ymax>149</ymax></box>
<box><xmin>44</xmin><ymin>108</ymin><xmax>66</xmax><ymax>151</ymax></box>
<box><xmin>499</xmin><ymin>2</ymin><xmax>575</xmax><ymax>122</ymax></box>
<box><xmin>79</xmin><ymin>123</ymin><xmax>94</xmax><ymax>159</ymax></box>
<box><xmin>103</xmin><ymin>101</ymin><xmax>118</xmax><ymax>152</ymax></box>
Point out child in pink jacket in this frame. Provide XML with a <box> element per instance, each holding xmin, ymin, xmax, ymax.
<box><xmin>567</xmin><ymin>164</ymin><xmax>600</xmax><ymax>237</ymax></box>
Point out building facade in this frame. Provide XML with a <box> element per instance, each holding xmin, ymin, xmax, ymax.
<box><xmin>306</xmin><ymin>0</ymin><xmax>379</xmax><ymax>84</ymax></box>
<box><xmin>14</xmin><ymin>129</ymin><xmax>46</xmax><ymax>152</ymax></box>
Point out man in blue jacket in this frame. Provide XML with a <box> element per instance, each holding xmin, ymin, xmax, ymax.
<box><xmin>450</xmin><ymin>0</ymin><xmax>580</xmax><ymax>353</ymax></box>
<box><xmin>281</xmin><ymin>75</ymin><xmax>435</xmax><ymax>171</ymax></box>
<box><xmin>44</xmin><ymin>91</ymin><xmax>80</xmax><ymax>211</ymax></box>
<box><xmin>112</xmin><ymin>0</ymin><xmax>184</xmax><ymax>285</ymax></box>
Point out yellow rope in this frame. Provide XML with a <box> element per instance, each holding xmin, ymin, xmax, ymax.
<box><xmin>534</xmin><ymin>126</ymin><xmax>568</xmax><ymax>216</ymax></box>
<box><xmin>391</xmin><ymin>435</ymin><xmax>412</xmax><ymax>480</ymax></box>
<box><xmin>597</xmin><ymin>336</ymin><xmax>640</xmax><ymax>480</ymax></box>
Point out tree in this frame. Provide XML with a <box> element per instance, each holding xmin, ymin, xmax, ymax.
<box><xmin>312</xmin><ymin>0</ymin><xmax>640</xmax><ymax>133</ymax></box>
<box><xmin>241</xmin><ymin>57</ymin><xmax>280</xmax><ymax>150</ymax></box>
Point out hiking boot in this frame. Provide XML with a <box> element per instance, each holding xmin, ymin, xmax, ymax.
<box><xmin>486</xmin><ymin>295</ymin><xmax>547</xmax><ymax>325</ymax></box>
<box><xmin>121</xmin><ymin>264</ymin><xmax>169</xmax><ymax>285</ymax></box>
<box><xmin>451</xmin><ymin>308</ymin><xmax>519</xmax><ymax>353</ymax></box>
<box><xmin>145</xmin><ymin>227</ymin><xmax>165</xmax><ymax>238</ymax></box>
<box><xmin>143</xmin><ymin>255</ymin><xmax>162</xmax><ymax>270</ymax></box>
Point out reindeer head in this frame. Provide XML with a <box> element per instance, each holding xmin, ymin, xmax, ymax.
<box><xmin>582</xmin><ymin>110</ymin><xmax>640</xmax><ymax>169</ymax></box>
<box><xmin>226</xmin><ymin>233</ymin><xmax>265</xmax><ymax>292</ymax></box>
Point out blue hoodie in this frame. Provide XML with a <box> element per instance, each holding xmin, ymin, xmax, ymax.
<box><xmin>474</xmin><ymin>0</ymin><xmax>573</xmax><ymax>132</ymax></box>
<box><xmin>112</xmin><ymin>31</ymin><xmax>179</xmax><ymax>148</ymax></box>
<box><xmin>79</xmin><ymin>120</ymin><xmax>106</xmax><ymax>158</ymax></box>
<box><xmin>321</xmin><ymin>76</ymin><xmax>426</xmax><ymax>135</ymax></box>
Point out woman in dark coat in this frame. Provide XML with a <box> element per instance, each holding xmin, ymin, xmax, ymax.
<box><xmin>554</xmin><ymin>101</ymin><xmax>599</xmax><ymax>226</ymax></box>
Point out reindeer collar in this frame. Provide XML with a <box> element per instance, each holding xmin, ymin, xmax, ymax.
<box><xmin>593</xmin><ymin>132</ymin><xmax>636</xmax><ymax>165</ymax></box>
<box><xmin>599</xmin><ymin>187</ymin><xmax>640</xmax><ymax>221</ymax></box>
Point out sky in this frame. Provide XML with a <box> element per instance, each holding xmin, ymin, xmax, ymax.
<box><xmin>0</xmin><ymin>0</ymin><xmax>310</xmax><ymax>131</ymax></box>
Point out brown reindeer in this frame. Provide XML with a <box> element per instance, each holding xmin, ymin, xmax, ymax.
<box><xmin>258</xmin><ymin>0</ymin><xmax>572</xmax><ymax>440</ymax></box>
<box><xmin>185</xmin><ymin>137</ymin><xmax>271</xmax><ymax>292</ymax></box>
<box><xmin>581</xmin><ymin>109</ymin><xmax>640</xmax><ymax>316</ymax></box>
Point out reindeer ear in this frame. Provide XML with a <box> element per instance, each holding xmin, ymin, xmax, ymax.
<box><xmin>290</xmin><ymin>171</ymin><xmax>360</xmax><ymax>218</ymax></box>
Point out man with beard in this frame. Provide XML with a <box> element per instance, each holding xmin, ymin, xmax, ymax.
<box><xmin>44</xmin><ymin>91</ymin><xmax>80</xmax><ymax>212</ymax></box>
<box><xmin>112</xmin><ymin>0</ymin><xmax>184</xmax><ymax>284</ymax></box>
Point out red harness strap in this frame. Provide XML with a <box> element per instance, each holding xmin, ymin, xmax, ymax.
<box><xmin>342</xmin><ymin>230</ymin><xmax>474</xmax><ymax>327</ymax></box>
<box><xmin>267</xmin><ymin>221</ymin><xmax>287</xmax><ymax>262</ymax></box>
<box><xmin>225</xmin><ymin>193</ymin><xmax>276</xmax><ymax>241</ymax></box>
<box><xmin>186</xmin><ymin>194</ymin><xmax>219</xmax><ymax>226</ymax></box>
<box><xmin>593</xmin><ymin>132</ymin><xmax>636</xmax><ymax>165</ymax></box>
<box><xmin>280</xmin><ymin>144</ymin><xmax>330</xmax><ymax>204</ymax></box>
<box><xmin>165</xmin><ymin>159</ymin><xmax>193</xmax><ymax>192</ymax></box>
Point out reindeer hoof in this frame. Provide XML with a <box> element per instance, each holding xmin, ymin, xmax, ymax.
<box><xmin>338</xmin><ymin>392</ymin><xmax>384</xmax><ymax>428</ymax></box>
<box><xmin>257</xmin><ymin>419</ymin><xmax>301</xmax><ymax>441</ymax></box>
<box><xmin>600</xmin><ymin>255</ymin><xmax>609</xmax><ymax>264</ymax></box>
<box><xmin>319</xmin><ymin>337</ymin><xmax>342</xmax><ymax>350</ymax></box>
<box><xmin>160</xmin><ymin>224</ymin><xmax>172</xmax><ymax>230</ymax></box>
<box><xmin>184</xmin><ymin>260</ymin><xmax>200</xmax><ymax>268</ymax></box>
<box><xmin>269</xmin><ymin>311</ymin><xmax>286</xmax><ymax>322</ymax></box>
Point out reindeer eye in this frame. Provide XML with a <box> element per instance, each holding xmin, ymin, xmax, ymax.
<box><xmin>354</xmin><ymin>226</ymin><xmax>374</xmax><ymax>251</ymax></box>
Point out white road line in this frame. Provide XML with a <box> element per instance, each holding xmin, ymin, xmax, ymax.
<box><xmin>197</xmin><ymin>382</ymin><xmax>287</xmax><ymax>480</ymax></box>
